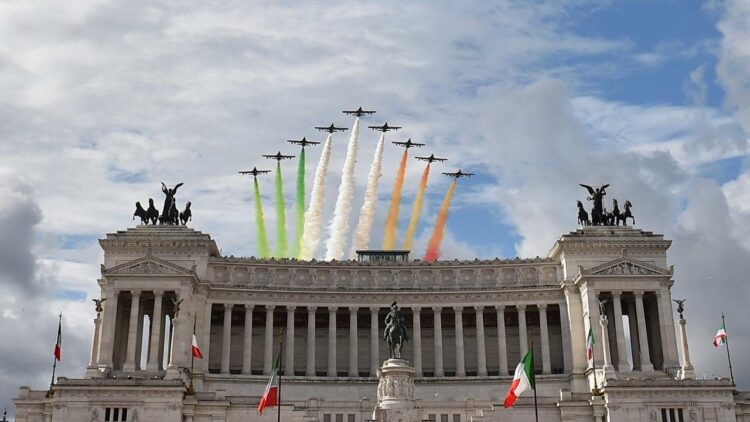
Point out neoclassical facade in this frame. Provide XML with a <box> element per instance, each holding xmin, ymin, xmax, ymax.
<box><xmin>13</xmin><ymin>225</ymin><xmax>750</xmax><ymax>421</ymax></box>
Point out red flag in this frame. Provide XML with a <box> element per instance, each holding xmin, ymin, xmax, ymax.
<box><xmin>257</xmin><ymin>351</ymin><xmax>281</xmax><ymax>414</ymax></box>
<box><xmin>191</xmin><ymin>334</ymin><xmax>203</xmax><ymax>359</ymax></box>
<box><xmin>53</xmin><ymin>317</ymin><xmax>62</xmax><ymax>361</ymax></box>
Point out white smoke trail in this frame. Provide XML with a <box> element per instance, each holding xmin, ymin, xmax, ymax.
<box><xmin>299</xmin><ymin>134</ymin><xmax>333</xmax><ymax>260</ymax></box>
<box><xmin>350</xmin><ymin>133</ymin><xmax>385</xmax><ymax>257</ymax></box>
<box><xmin>325</xmin><ymin>117</ymin><xmax>360</xmax><ymax>260</ymax></box>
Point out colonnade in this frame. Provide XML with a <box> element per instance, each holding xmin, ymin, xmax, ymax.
<box><xmin>203</xmin><ymin>302</ymin><xmax>572</xmax><ymax>378</ymax></box>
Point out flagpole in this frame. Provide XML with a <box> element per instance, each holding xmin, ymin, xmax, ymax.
<box><xmin>278</xmin><ymin>328</ymin><xmax>284</xmax><ymax>422</ymax></box>
<box><xmin>529</xmin><ymin>328</ymin><xmax>538</xmax><ymax>422</ymax></box>
<box><xmin>588</xmin><ymin>315</ymin><xmax>602</xmax><ymax>396</ymax></box>
<box><xmin>187</xmin><ymin>315</ymin><xmax>196</xmax><ymax>395</ymax></box>
<box><xmin>722</xmin><ymin>313</ymin><xmax>735</xmax><ymax>385</ymax></box>
<box><xmin>49</xmin><ymin>313</ymin><xmax>62</xmax><ymax>395</ymax></box>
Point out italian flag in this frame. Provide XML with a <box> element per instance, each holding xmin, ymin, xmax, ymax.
<box><xmin>192</xmin><ymin>334</ymin><xmax>204</xmax><ymax>359</ymax></box>
<box><xmin>257</xmin><ymin>351</ymin><xmax>281</xmax><ymax>414</ymax></box>
<box><xmin>713</xmin><ymin>322</ymin><xmax>728</xmax><ymax>348</ymax></box>
<box><xmin>53</xmin><ymin>317</ymin><xmax>62</xmax><ymax>361</ymax></box>
<box><xmin>504</xmin><ymin>350</ymin><xmax>535</xmax><ymax>408</ymax></box>
<box><xmin>586</xmin><ymin>326</ymin><xmax>595</xmax><ymax>362</ymax></box>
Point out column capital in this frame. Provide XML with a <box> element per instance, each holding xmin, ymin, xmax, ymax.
<box><xmin>517</xmin><ymin>304</ymin><xmax>527</xmax><ymax>311</ymax></box>
<box><xmin>612</xmin><ymin>290</ymin><xmax>622</xmax><ymax>297</ymax></box>
<box><xmin>348</xmin><ymin>306</ymin><xmax>358</xmax><ymax>313</ymax></box>
<box><xmin>634</xmin><ymin>290</ymin><xmax>644</xmax><ymax>298</ymax></box>
<box><xmin>495</xmin><ymin>304</ymin><xmax>506</xmax><ymax>312</ymax></box>
<box><xmin>432</xmin><ymin>306</ymin><xmax>442</xmax><ymax>312</ymax></box>
<box><xmin>538</xmin><ymin>303</ymin><xmax>548</xmax><ymax>310</ymax></box>
<box><xmin>453</xmin><ymin>306</ymin><xmax>463</xmax><ymax>312</ymax></box>
<box><xmin>307</xmin><ymin>306</ymin><xmax>318</xmax><ymax>313</ymax></box>
<box><xmin>369</xmin><ymin>306</ymin><xmax>379</xmax><ymax>313</ymax></box>
<box><xmin>328</xmin><ymin>306</ymin><xmax>337</xmax><ymax>313</ymax></box>
<box><xmin>152</xmin><ymin>290</ymin><xmax>164</xmax><ymax>297</ymax></box>
<box><xmin>287</xmin><ymin>305</ymin><xmax>297</xmax><ymax>312</ymax></box>
<box><xmin>474</xmin><ymin>305</ymin><xmax>484</xmax><ymax>312</ymax></box>
<box><xmin>265</xmin><ymin>305</ymin><xmax>275</xmax><ymax>311</ymax></box>
<box><xmin>412</xmin><ymin>307</ymin><xmax>421</xmax><ymax>314</ymax></box>
<box><xmin>244</xmin><ymin>304</ymin><xmax>254</xmax><ymax>310</ymax></box>
<box><xmin>224</xmin><ymin>303</ymin><xmax>234</xmax><ymax>310</ymax></box>
<box><xmin>130</xmin><ymin>290</ymin><xmax>141</xmax><ymax>298</ymax></box>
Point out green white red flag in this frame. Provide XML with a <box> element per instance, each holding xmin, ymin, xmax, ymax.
<box><xmin>53</xmin><ymin>317</ymin><xmax>62</xmax><ymax>361</ymax></box>
<box><xmin>504</xmin><ymin>350</ymin><xmax>535</xmax><ymax>408</ymax></box>
<box><xmin>191</xmin><ymin>334</ymin><xmax>203</xmax><ymax>359</ymax></box>
<box><xmin>257</xmin><ymin>350</ymin><xmax>281</xmax><ymax>414</ymax></box>
<box><xmin>586</xmin><ymin>325</ymin><xmax>595</xmax><ymax>362</ymax></box>
<box><xmin>713</xmin><ymin>322</ymin><xmax>727</xmax><ymax>348</ymax></box>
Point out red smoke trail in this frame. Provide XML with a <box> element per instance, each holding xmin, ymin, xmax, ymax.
<box><xmin>423</xmin><ymin>179</ymin><xmax>457</xmax><ymax>262</ymax></box>
<box><xmin>383</xmin><ymin>149</ymin><xmax>408</xmax><ymax>249</ymax></box>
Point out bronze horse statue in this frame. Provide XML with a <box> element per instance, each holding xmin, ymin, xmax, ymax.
<box><xmin>383</xmin><ymin>302</ymin><xmax>408</xmax><ymax>359</ymax></box>
<box><xmin>577</xmin><ymin>201</ymin><xmax>590</xmax><ymax>226</ymax></box>
<box><xmin>616</xmin><ymin>200</ymin><xmax>634</xmax><ymax>226</ymax></box>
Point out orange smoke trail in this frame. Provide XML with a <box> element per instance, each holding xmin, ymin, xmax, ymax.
<box><xmin>424</xmin><ymin>179</ymin><xmax>457</xmax><ymax>262</ymax></box>
<box><xmin>403</xmin><ymin>163</ymin><xmax>431</xmax><ymax>250</ymax></box>
<box><xmin>382</xmin><ymin>149</ymin><xmax>409</xmax><ymax>249</ymax></box>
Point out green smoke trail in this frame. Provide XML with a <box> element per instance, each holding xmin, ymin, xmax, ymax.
<box><xmin>293</xmin><ymin>148</ymin><xmax>306</xmax><ymax>258</ymax></box>
<box><xmin>253</xmin><ymin>177</ymin><xmax>270</xmax><ymax>258</ymax></box>
<box><xmin>275</xmin><ymin>162</ymin><xmax>288</xmax><ymax>257</ymax></box>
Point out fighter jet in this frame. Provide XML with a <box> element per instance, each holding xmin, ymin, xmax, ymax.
<box><xmin>392</xmin><ymin>138</ymin><xmax>425</xmax><ymax>149</ymax></box>
<box><xmin>415</xmin><ymin>153</ymin><xmax>447</xmax><ymax>163</ymax></box>
<box><xmin>287</xmin><ymin>137</ymin><xmax>320</xmax><ymax>148</ymax></box>
<box><xmin>442</xmin><ymin>169</ymin><xmax>474</xmax><ymax>178</ymax></box>
<box><xmin>315</xmin><ymin>123</ymin><xmax>348</xmax><ymax>133</ymax></box>
<box><xmin>262</xmin><ymin>151</ymin><xmax>296</xmax><ymax>161</ymax></box>
<box><xmin>342</xmin><ymin>107</ymin><xmax>376</xmax><ymax>117</ymax></box>
<box><xmin>238</xmin><ymin>167</ymin><xmax>271</xmax><ymax>177</ymax></box>
<box><xmin>368</xmin><ymin>122</ymin><xmax>402</xmax><ymax>132</ymax></box>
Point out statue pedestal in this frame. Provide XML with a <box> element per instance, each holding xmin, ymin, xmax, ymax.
<box><xmin>372</xmin><ymin>359</ymin><xmax>421</xmax><ymax>422</ymax></box>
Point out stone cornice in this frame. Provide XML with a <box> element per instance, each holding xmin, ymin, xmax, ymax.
<box><xmin>103</xmin><ymin>251</ymin><xmax>197</xmax><ymax>277</ymax></box>
<box><xmin>548</xmin><ymin>227</ymin><xmax>671</xmax><ymax>259</ymax></box>
<box><xmin>100</xmin><ymin>226</ymin><xmax>220</xmax><ymax>256</ymax></box>
<box><xmin>583</xmin><ymin>256</ymin><xmax>671</xmax><ymax>276</ymax></box>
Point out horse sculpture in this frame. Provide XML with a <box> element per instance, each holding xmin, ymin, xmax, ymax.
<box><xmin>616</xmin><ymin>200</ymin><xmax>634</xmax><ymax>226</ymax></box>
<box><xmin>145</xmin><ymin>198</ymin><xmax>159</xmax><ymax>225</ymax></box>
<box><xmin>180</xmin><ymin>201</ymin><xmax>192</xmax><ymax>225</ymax></box>
<box><xmin>133</xmin><ymin>202</ymin><xmax>148</xmax><ymax>224</ymax></box>
<box><xmin>383</xmin><ymin>301</ymin><xmax>408</xmax><ymax>359</ymax></box>
<box><xmin>577</xmin><ymin>201</ymin><xmax>590</xmax><ymax>226</ymax></box>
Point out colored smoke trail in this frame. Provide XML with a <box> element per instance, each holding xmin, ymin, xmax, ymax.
<box><xmin>403</xmin><ymin>163</ymin><xmax>431</xmax><ymax>250</ymax></box>
<box><xmin>325</xmin><ymin>117</ymin><xmax>360</xmax><ymax>260</ymax></box>
<box><xmin>299</xmin><ymin>134</ymin><xmax>332</xmax><ymax>260</ymax></box>
<box><xmin>292</xmin><ymin>148</ymin><xmax>306</xmax><ymax>258</ymax></box>
<box><xmin>253</xmin><ymin>178</ymin><xmax>270</xmax><ymax>258</ymax></box>
<box><xmin>351</xmin><ymin>133</ymin><xmax>385</xmax><ymax>256</ymax></box>
<box><xmin>274</xmin><ymin>162</ymin><xmax>288</xmax><ymax>257</ymax></box>
<box><xmin>423</xmin><ymin>179</ymin><xmax>457</xmax><ymax>262</ymax></box>
<box><xmin>382</xmin><ymin>149</ymin><xmax>408</xmax><ymax>249</ymax></box>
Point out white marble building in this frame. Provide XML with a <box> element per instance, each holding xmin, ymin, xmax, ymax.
<box><xmin>13</xmin><ymin>225</ymin><xmax>750</xmax><ymax>421</ymax></box>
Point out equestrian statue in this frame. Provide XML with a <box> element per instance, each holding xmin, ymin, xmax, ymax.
<box><xmin>577</xmin><ymin>184</ymin><xmax>634</xmax><ymax>227</ymax></box>
<box><xmin>383</xmin><ymin>301</ymin><xmax>409</xmax><ymax>359</ymax></box>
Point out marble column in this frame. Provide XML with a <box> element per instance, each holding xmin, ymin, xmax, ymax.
<box><xmin>474</xmin><ymin>306</ymin><xmax>487</xmax><ymax>376</ymax></box>
<box><xmin>286</xmin><ymin>306</ymin><xmax>296</xmax><ymax>376</ymax></box>
<box><xmin>202</xmin><ymin>302</ymin><xmax>212</xmax><ymax>373</ymax></box>
<box><xmin>306</xmin><ymin>307</ymin><xmax>317</xmax><ymax>377</ymax></box>
<box><xmin>538</xmin><ymin>304</ymin><xmax>551</xmax><ymax>374</ymax></box>
<box><xmin>370</xmin><ymin>307</ymin><xmax>379</xmax><ymax>376</ymax></box>
<box><xmin>243</xmin><ymin>305</ymin><xmax>253</xmax><ymax>375</ymax></box>
<box><xmin>677</xmin><ymin>315</ymin><xmax>695</xmax><ymax>379</ymax></box>
<box><xmin>147</xmin><ymin>291</ymin><xmax>164</xmax><ymax>371</ymax></box>
<box><xmin>89</xmin><ymin>313</ymin><xmax>102</xmax><ymax>366</ymax></box>
<box><xmin>348</xmin><ymin>307</ymin><xmax>358</xmax><ymax>377</ymax></box>
<box><xmin>517</xmin><ymin>304</ymin><xmax>528</xmax><ymax>356</ymax></box>
<box><xmin>264</xmin><ymin>305</ymin><xmax>275</xmax><ymax>375</ymax></box>
<box><xmin>98</xmin><ymin>289</ymin><xmax>118</xmax><ymax>367</ymax></box>
<box><xmin>558</xmin><ymin>300</ymin><xmax>572</xmax><ymax>374</ymax></box>
<box><xmin>327</xmin><ymin>307</ymin><xmax>337</xmax><ymax>377</ymax></box>
<box><xmin>495</xmin><ymin>305</ymin><xmax>508</xmax><ymax>375</ymax></box>
<box><xmin>454</xmin><ymin>306</ymin><xmax>466</xmax><ymax>377</ymax></box>
<box><xmin>123</xmin><ymin>291</ymin><xmax>141</xmax><ymax>371</ymax></box>
<box><xmin>599</xmin><ymin>310</ymin><xmax>615</xmax><ymax>379</ymax></box>
<box><xmin>221</xmin><ymin>304</ymin><xmax>233</xmax><ymax>374</ymax></box>
<box><xmin>659</xmin><ymin>286</ymin><xmax>680</xmax><ymax>369</ymax></box>
<box><xmin>412</xmin><ymin>308</ymin><xmax>423</xmax><ymax>376</ymax></box>
<box><xmin>634</xmin><ymin>291</ymin><xmax>654</xmax><ymax>372</ymax></box>
<box><xmin>433</xmin><ymin>307</ymin><xmax>444</xmax><ymax>377</ymax></box>
<box><xmin>611</xmin><ymin>292</ymin><xmax>629</xmax><ymax>371</ymax></box>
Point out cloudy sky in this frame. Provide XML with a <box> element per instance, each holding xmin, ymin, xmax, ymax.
<box><xmin>1</xmin><ymin>0</ymin><xmax>749</xmax><ymax>415</ymax></box>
